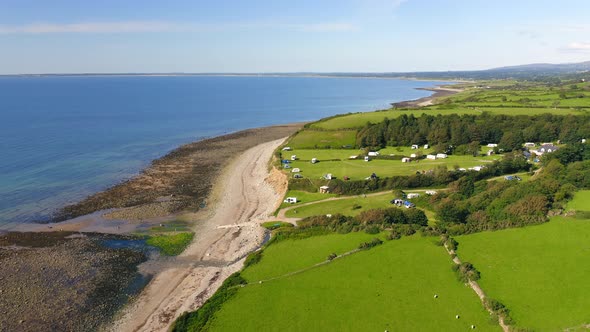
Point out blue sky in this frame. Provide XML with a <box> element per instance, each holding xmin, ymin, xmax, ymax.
<box><xmin>1</xmin><ymin>0</ymin><xmax>590</xmax><ymax>74</ymax></box>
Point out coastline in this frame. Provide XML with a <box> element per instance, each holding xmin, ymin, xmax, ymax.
<box><xmin>0</xmin><ymin>82</ymin><xmax>455</xmax><ymax>331</ymax></box>
<box><xmin>391</xmin><ymin>86</ymin><xmax>463</xmax><ymax>108</ymax></box>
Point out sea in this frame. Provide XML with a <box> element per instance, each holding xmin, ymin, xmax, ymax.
<box><xmin>0</xmin><ymin>75</ymin><xmax>447</xmax><ymax>226</ymax></box>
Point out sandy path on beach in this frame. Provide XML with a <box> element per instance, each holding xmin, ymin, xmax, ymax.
<box><xmin>110</xmin><ymin>138</ymin><xmax>287</xmax><ymax>332</ymax></box>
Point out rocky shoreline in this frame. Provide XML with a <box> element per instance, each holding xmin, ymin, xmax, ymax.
<box><xmin>53</xmin><ymin>124</ymin><xmax>303</xmax><ymax>223</ymax></box>
<box><xmin>0</xmin><ymin>232</ymin><xmax>147</xmax><ymax>332</ymax></box>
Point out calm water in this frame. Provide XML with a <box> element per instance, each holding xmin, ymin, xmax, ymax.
<box><xmin>0</xmin><ymin>75</ymin><xmax>444</xmax><ymax>225</ymax></box>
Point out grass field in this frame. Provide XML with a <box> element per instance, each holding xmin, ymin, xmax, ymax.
<box><xmin>456</xmin><ymin>217</ymin><xmax>590</xmax><ymax>331</ymax></box>
<box><xmin>567</xmin><ymin>190</ymin><xmax>590</xmax><ymax>211</ymax></box>
<box><xmin>287</xmin><ymin>130</ymin><xmax>357</xmax><ymax>149</ymax></box>
<box><xmin>286</xmin><ymin>154</ymin><xmax>498</xmax><ymax>180</ymax></box>
<box><xmin>278</xmin><ymin>190</ymin><xmax>337</xmax><ymax>209</ymax></box>
<box><xmin>310</xmin><ymin>109</ymin><xmax>479</xmax><ymax>130</ymax></box>
<box><xmin>208</xmin><ymin>234</ymin><xmax>498</xmax><ymax>331</ymax></box>
<box><xmin>146</xmin><ymin>232</ymin><xmax>194</xmax><ymax>256</ymax></box>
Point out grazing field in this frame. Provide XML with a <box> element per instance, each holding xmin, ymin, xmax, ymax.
<box><xmin>286</xmin><ymin>154</ymin><xmax>498</xmax><ymax>180</ymax></box>
<box><xmin>286</xmin><ymin>129</ymin><xmax>357</xmax><ymax>149</ymax></box>
<box><xmin>310</xmin><ymin>108</ymin><xmax>478</xmax><ymax>130</ymax></box>
<box><xmin>456</xmin><ymin>217</ymin><xmax>590</xmax><ymax>331</ymax></box>
<box><xmin>567</xmin><ymin>190</ymin><xmax>590</xmax><ymax>211</ymax></box>
<box><xmin>208</xmin><ymin>235</ymin><xmax>498</xmax><ymax>332</ymax></box>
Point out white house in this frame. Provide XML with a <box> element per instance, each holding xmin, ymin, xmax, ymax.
<box><xmin>407</xmin><ymin>193</ymin><xmax>420</xmax><ymax>199</ymax></box>
<box><xmin>411</xmin><ymin>144</ymin><xmax>419</xmax><ymax>149</ymax></box>
<box><xmin>402</xmin><ymin>157</ymin><xmax>411</xmax><ymax>163</ymax></box>
<box><xmin>538</xmin><ymin>144</ymin><xmax>559</xmax><ymax>154</ymax></box>
<box><xmin>410</xmin><ymin>153</ymin><xmax>417</xmax><ymax>158</ymax></box>
<box><xmin>291</xmin><ymin>168</ymin><xmax>301</xmax><ymax>173</ymax></box>
<box><xmin>487</xmin><ymin>143</ymin><xmax>498</xmax><ymax>148</ymax></box>
<box><xmin>436</xmin><ymin>153</ymin><xmax>448</xmax><ymax>159</ymax></box>
<box><xmin>364</xmin><ymin>156</ymin><xmax>370</xmax><ymax>162</ymax></box>
<box><xmin>282</xmin><ymin>147</ymin><xmax>292</xmax><ymax>151</ymax></box>
<box><xmin>311</xmin><ymin>158</ymin><xmax>318</xmax><ymax>164</ymax></box>
<box><xmin>368</xmin><ymin>151</ymin><xmax>379</xmax><ymax>157</ymax></box>
<box><xmin>283</xmin><ymin>197</ymin><xmax>297</xmax><ymax>203</ymax></box>
<box><xmin>426</xmin><ymin>154</ymin><xmax>437</xmax><ymax>160</ymax></box>
<box><xmin>424</xmin><ymin>144</ymin><xmax>429</xmax><ymax>149</ymax></box>
<box><xmin>291</xmin><ymin>155</ymin><xmax>297</xmax><ymax>160</ymax></box>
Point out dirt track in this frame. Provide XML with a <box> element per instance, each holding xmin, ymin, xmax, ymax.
<box><xmin>110</xmin><ymin>138</ymin><xmax>288</xmax><ymax>332</ymax></box>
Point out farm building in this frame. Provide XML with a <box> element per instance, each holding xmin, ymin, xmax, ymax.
<box><xmin>407</xmin><ymin>193</ymin><xmax>420</xmax><ymax>199</ymax></box>
<box><xmin>436</xmin><ymin>153</ymin><xmax>448</xmax><ymax>159</ymax></box>
<box><xmin>426</xmin><ymin>154</ymin><xmax>437</xmax><ymax>160</ymax></box>
<box><xmin>311</xmin><ymin>158</ymin><xmax>318</xmax><ymax>164</ymax></box>
<box><xmin>487</xmin><ymin>143</ymin><xmax>498</xmax><ymax>148</ymax></box>
<box><xmin>283</xmin><ymin>197</ymin><xmax>297</xmax><ymax>203</ymax></box>
<box><xmin>291</xmin><ymin>168</ymin><xmax>301</xmax><ymax>173</ymax></box>
<box><xmin>411</xmin><ymin>144</ymin><xmax>419</xmax><ymax>149</ymax></box>
<box><xmin>402</xmin><ymin>157</ymin><xmax>411</xmax><ymax>163</ymax></box>
<box><xmin>319</xmin><ymin>186</ymin><xmax>330</xmax><ymax>193</ymax></box>
<box><xmin>368</xmin><ymin>151</ymin><xmax>379</xmax><ymax>157</ymax></box>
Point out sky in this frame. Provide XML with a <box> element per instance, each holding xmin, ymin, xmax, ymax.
<box><xmin>1</xmin><ymin>0</ymin><xmax>590</xmax><ymax>74</ymax></box>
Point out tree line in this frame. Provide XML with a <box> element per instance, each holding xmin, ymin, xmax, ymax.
<box><xmin>356</xmin><ymin>112</ymin><xmax>590</xmax><ymax>152</ymax></box>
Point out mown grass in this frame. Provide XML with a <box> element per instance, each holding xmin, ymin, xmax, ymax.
<box><xmin>286</xmin><ymin>154</ymin><xmax>499</xmax><ymax>180</ymax></box>
<box><xmin>146</xmin><ymin>232</ymin><xmax>194</xmax><ymax>256</ymax></box>
<box><xmin>283</xmin><ymin>191</ymin><xmax>435</xmax><ymax>224</ymax></box>
<box><xmin>310</xmin><ymin>109</ymin><xmax>479</xmax><ymax>130</ymax></box>
<box><xmin>278</xmin><ymin>190</ymin><xmax>337</xmax><ymax>209</ymax></box>
<box><xmin>456</xmin><ymin>217</ymin><xmax>590</xmax><ymax>331</ymax></box>
<box><xmin>208</xmin><ymin>234</ymin><xmax>498</xmax><ymax>331</ymax></box>
<box><xmin>567</xmin><ymin>190</ymin><xmax>590</xmax><ymax>211</ymax></box>
<box><xmin>287</xmin><ymin>129</ymin><xmax>357</xmax><ymax>149</ymax></box>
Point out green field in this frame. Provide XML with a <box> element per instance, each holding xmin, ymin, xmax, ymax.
<box><xmin>278</xmin><ymin>189</ymin><xmax>337</xmax><ymax>209</ymax></box>
<box><xmin>568</xmin><ymin>190</ymin><xmax>590</xmax><ymax>211</ymax></box>
<box><xmin>456</xmin><ymin>217</ymin><xmax>590</xmax><ymax>331</ymax></box>
<box><xmin>209</xmin><ymin>234</ymin><xmax>498</xmax><ymax>331</ymax></box>
<box><xmin>286</xmin><ymin>154</ymin><xmax>498</xmax><ymax>180</ymax></box>
<box><xmin>310</xmin><ymin>108</ymin><xmax>479</xmax><ymax>130</ymax></box>
<box><xmin>286</xmin><ymin>130</ymin><xmax>357</xmax><ymax>149</ymax></box>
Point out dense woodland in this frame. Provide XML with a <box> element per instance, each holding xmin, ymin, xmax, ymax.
<box><xmin>356</xmin><ymin>113</ymin><xmax>590</xmax><ymax>152</ymax></box>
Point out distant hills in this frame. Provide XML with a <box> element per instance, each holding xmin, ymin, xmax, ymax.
<box><xmin>4</xmin><ymin>60</ymin><xmax>590</xmax><ymax>81</ymax></box>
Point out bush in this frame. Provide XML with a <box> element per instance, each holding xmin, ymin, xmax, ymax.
<box><xmin>365</xmin><ymin>225</ymin><xmax>381</xmax><ymax>234</ymax></box>
<box><xmin>244</xmin><ymin>251</ymin><xmax>263</xmax><ymax>268</ymax></box>
<box><xmin>359</xmin><ymin>238</ymin><xmax>383</xmax><ymax>250</ymax></box>
<box><xmin>387</xmin><ymin>231</ymin><xmax>401</xmax><ymax>240</ymax></box>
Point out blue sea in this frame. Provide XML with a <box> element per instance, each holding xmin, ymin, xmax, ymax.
<box><xmin>0</xmin><ymin>75</ymin><xmax>445</xmax><ymax>225</ymax></box>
